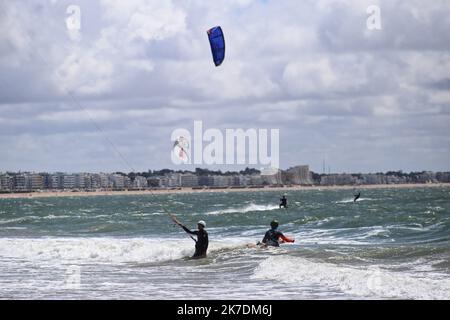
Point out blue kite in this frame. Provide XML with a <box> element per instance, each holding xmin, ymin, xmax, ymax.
<box><xmin>207</xmin><ymin>26</ymin><xmax>225</xmax><ymax>67</ymax></box>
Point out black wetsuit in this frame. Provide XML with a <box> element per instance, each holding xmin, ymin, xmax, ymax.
<box><xmin>262</xmin><ymin>229</ymin><xmax>284</xmax><ymax>247</ymax></box>
<box><xmin>354</xmin><ymin>192</ymin><xmax>361</xmax><ymax>202</ymax></box>
<box><xmin>279</xmin><ymin>197</ymin><xmax>288</xmax><ymax>209</ymax></box>
<box><xmin>182</xmin><ymin>226</ymin><xmax>209</xmax><ymax>258</ymax></box>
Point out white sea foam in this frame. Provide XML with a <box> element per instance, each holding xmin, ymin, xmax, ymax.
<box><xmin>293</xmin><ymin>228</ymin><xmax>378</xmax><ymax>245</ymax></box>
<box><xmin>0</xmin><ymin>216</ymin><xmax>40</xmax><ymax>224</ymax></box>
<box><xmin>0</xmin><ymin>237</ymin><xmax>249</xmax><ymax>265</ymax></box>
<box><xmin>206</xmin><ymin>203</ymin><xmax>279</xmax><ymax>215</ymax></box>
<box><xmin>0</xmin><ymin>238</ymin><xmax>191</xmax><ymax>264</ymax></box>
<box><xmin>336</xmin><ymin>198</ymin><xmax>373</xmax><ymax>204</ymax></box>
<box><xmin>251</xmin><ymin>255</ymin><xmax>450</xmax><ymax>299</ymax></box>
<box><xmin>42</xmin><ymin>215</ymin><xmax>72</xmax><ymax>220</ymax></box>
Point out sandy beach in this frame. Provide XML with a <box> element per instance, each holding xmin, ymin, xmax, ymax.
<box><xmin>1</xmin><ymin>183</ymin><xmax>449</xmax><ymax>199</ymax></box>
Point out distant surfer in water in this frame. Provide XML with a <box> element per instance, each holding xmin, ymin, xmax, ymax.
<box><xmin>171</xmin><ymin>215</ymin><xmax>209</xmax><ymax>259</ymax></box>
<box><xmin>353</xmin><ymin>191</ymin><xmax>361</xmax><ymax>203</ymax></box>
<box><xmin>279</xmin><ymin>195</ymin><xmax>288</xmax><ymax>209</ymax></box>
<box><xmin>258</xmin><ymin>220</ymin><xmax>295</xmax><ymax>247</ymax></box>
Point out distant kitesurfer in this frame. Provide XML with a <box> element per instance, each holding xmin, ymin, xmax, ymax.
<box><xmin>353</xmin><ymin>191</ymin><xmax>361</xmax><ymax>203</ymax></box>
<box><xmin>171</xmin><ymin>215</ymin><xmax>209</xmax><ymax>259</ymax></box>
<box><xmin>279</xmin><ymin>195</ymin><xmax>288</xmax><ymax>209</ymax></box>
<box><xmin>258</xmin><ymin>220</ymin><xmax>294</xmax><ymax>247</ymax></box>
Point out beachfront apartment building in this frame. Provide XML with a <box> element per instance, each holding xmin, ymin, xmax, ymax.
<box><xmin>436</xmin><ymin>172</ymin><xmax>450</xmax><ymax>183</ymax></box>
<box><xmin>150</xmin><ymin>173</ymin><xmax>181</xmax><ymax>188</ymax></box>
<box><xmin>90</xmin><ymin>174</ymin><xmax>101</xmax><ymax>189</ymax></box>
<box><xmin>321</xmin><ymin>174</ymin><xmax>357</xmax><ymax>186</ymax></box>
<box><xmin>360</xmin><ymin>174</ymin><xmax>385</xmax><ymax>185</ymax></box>
<box><xmin>385</xmin><ymin>175</ymin><xmax>404</xmax><ymax>184</ymax></box>
<box><xmin>147</xmin><ymin>177</ymin><xmax>162</xmax><ymax>188</ymax></box>
<box><xmin>75</xmin><ymin>173</ymin><xmax>92</xmax><ymax>189</ymax></box>
<box><xmin>50</xmin><ymin>173</ymin><xmax>64</xmax><ymax>189</ymax></box>
<box><xmin>13</xmin><ymin>174</ymin><xmax>29</xmax><ymax>191</ymax></box>
<box><xmin>198</xmin><ymin>175</ymin><xmax>214</xmax><ymax>187</ymax></box>
<box><xmin>231</xmin><ymin>175</ymin><xmax>244</xmax><ymax>186</ymax></box>
<box><xmin>109</xmin><ymin>174</ymin><xmax>131</xmax><ymax>189</ymax></box>
<box><xmin>181</xmin><ymin>174</ymin><xmax>199</xmax><ymax>187</ymax></box>
<box><xmin>29</xmin><ymin>174</ymin><xmax>44</xmax><ymax>190</ymax></box>
<box><xmin>415</xmin><ymin>171</ymin><xmax>437</xmax><ymax>184</ymax></box>
<box><xmin>133</xmin><ymin>176</ymin><xmax>148</xmax><ymax>189</ymax></box>
<box><xmin>248</xmin><ymin>174</ymin><xmax>263</xmax><ymax>186</ymax></box>
<box><xmin>63</xmin><ymin>174</ymin><xmax>76</xmax><ymax>189</ymax></box>
<box><xmin>89</xmin><ymin>173</ymin><xmax>111</xmax><ymax>189</ymax></box>
<box><xmin>74</xmin><ymin>173</ymin><xmax>86</xmax><ymax>189</ymax></box>
<box><xmin>284</xmin><ymin>165</ymin><xmax>312</xmax><ymax>185</ymax></box>
<box><xmin>235</xmin><ymin>175</ymin><xmax>247</xmax><ymax>186</ymax></box>
<box><xmin>165</xmin><ymin>173</ymin><xmax>182</xmax><ymax>187</ymax></box>
<box><xmin>0</xmin><ymin>174</ymin><xmax>13</xmax><ymax>191</ymax></box>
<box><xmin>100</xmin><ymin>174</ymin><xmax>110</xmax><ymax>189</ymax></box>
<box><xmin>3</xmin><ymin>169</ymin><xmax>450</xmax><ymax>192</ymax></box>
<box><xmin>261</xmin><ymin>169</ymin><xmax>283</xmax><ymax>185</ymax></box>
<box><xmin>110</xmin><ymin>174</ymin><xmax>124</xmax><ymax>189</ymax></box>
<box><xmin>212</xmin><ymin>175</ymin><xmax>231</xmax><ymax>187</ymax></box>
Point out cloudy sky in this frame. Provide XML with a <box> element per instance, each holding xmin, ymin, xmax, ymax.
<box><xmin>1</xmin><ymin>0</ymin><xmax>449</xmax><ymax>173</ymax></box>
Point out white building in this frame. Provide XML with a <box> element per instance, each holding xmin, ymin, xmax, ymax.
<box><xmin>361</xmin><ymin>174</ymin><xmax>384</xmax><ymax>185</ymax></box>
<box><xmin>110</xmin><ymin>174</ymin><xmax>126</xmax><ymax>189</ymax></box>
<box><xmin>164</xmin><ymin>174</ymin><xmax>181</xmax><ymax>187</ymax></box>
<box><xmin>212</xmin><ymin>175</ymin><xmax>230</xmax><ymax>187</ymax></box>
<box><xmin>90</xmin><ymin>174</ymin><xmax>101</xmax><ymax>189</ymax></box>
<box><xmin>261</xmin><ymin>169</ymin><xmax>283</xmax><ymax>185</ymax></box>
<box><xmin>285</xmin><ymin>165</ymin><xmax>312</xmax><ymax>185</ymax></box>
<box><xmin>29</xmin><ymin>174</ymin><xmax>44</xmax><ymax>190</ymax></box>
<box><xmin>50</xmin><ymin>173</ymin><xmax>64</xmax><ymax>189</ymax></box>
<box><xmin>75</xmin><ymin>173</ymin><xmax>90</xmax><ymax>189</ymax></box>
<box><xmin>133</xmin><ymin>176</ymin><xmax>148</xmax><ymax>189</ymax></box>
<box><xmin>62</xmin><ymin>174</ymin><xmax>76</xmax><ymax>189</ymax></box>
<box><xmin>13</xmin><ymin>174</ymin><xmax>29</xmax><ymax>191</ymax></box>
<box><xmin>248</xmin><ymin>174</ymin><xmax>263</xmax><ymax>186</ymax></box>
<box><xmin>100</xmin><ymin>174</ymin><xmax>110</xmax><ymax>188</ymax></box>
<box><xmin>321</xmin><ymin>174</ymin><xmax>357</xmax><ymax>186</ymax></box>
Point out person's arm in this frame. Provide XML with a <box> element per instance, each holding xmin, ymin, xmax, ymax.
<box><xmin>171</xmin><ymin>214</ymin><xmax>197</xmax><ymax>235</ymax></box>
<box><xmin>279</xmin><ymin>232</ymin><xmax>295</xmax><ymax>243</ymax></box>
<box><xmin>261</xmin><ymin>231</ymin><xmax>269</xmax><ymax>244</ymax></box>
<box><xmin>181</xmin><ymin>225</ymin><xmax>198</xmax><ymax>235</ymax></box>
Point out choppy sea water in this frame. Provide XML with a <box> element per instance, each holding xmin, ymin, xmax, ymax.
<box><xmin>0</xmin><ymin>187</ymin><xmax>449</xmax><ymax>299</ymax></box>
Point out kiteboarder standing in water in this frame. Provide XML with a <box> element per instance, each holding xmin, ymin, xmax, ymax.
<box><xmin>258</xmin><ymin>220</ymin><xmax>295</xmax><ymax>247</ymax></box>
<box><xmin>279</xmin><ymin>195</ymin><xmax>288</xmax><ymax>209</ymax></box>
<box><xmin>353</xmin><ymin>191</ymin><xmax>361</xmax><ymax>202</ymax></box>
<box><xmin>171</xmin><ymin>215</ymin><xmax>209</xmax><ymax>259</ymax></box>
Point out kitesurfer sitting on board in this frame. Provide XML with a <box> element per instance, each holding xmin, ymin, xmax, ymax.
<box><xmin>258</xmin><ymin>220</ymin><xmax>295</xmax><ymax>247</ymax></box>
<box><xmin>279</xmin><ymin>195</ymin><xmax>288</xmax><ymax>209</ymax></box>
<box><xmin>171</xmin><ymin>215</ymin><xmax>209</xmax><ymax>259</ymax></box>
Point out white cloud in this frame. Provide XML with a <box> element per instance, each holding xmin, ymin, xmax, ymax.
<box><xmin>54</xmin><ymin>49</ymin><xmax>114</xmax><ymax>95</ymax></box>
<box><xmin>1</xmin><ymin>0</ymin><xmax>450</xmax><ymax>172</ymax></box>
<box><xmin>52</xmin><ymin>0</ymin><xmax>187</xmax><ymax>94</ymax></box>
<box><xmin>38</xmin><ymin>109</ymin><xmax>114</xmax><ymax>122</ymax></box>
<box><xmin>100</xmin><ymin>0</ymin><xmax>186</xmax><ymax>41</ymax></box>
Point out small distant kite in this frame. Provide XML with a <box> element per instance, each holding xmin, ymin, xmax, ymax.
<box><xmin>173</xmin><ymin>136</ymin><xmax>190</xmax><ymax>162</ymax></box>
<box><xmin>207</xmin><ymin>26</ymin><xmax>225</xmax><ymax>67</ymax></box>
